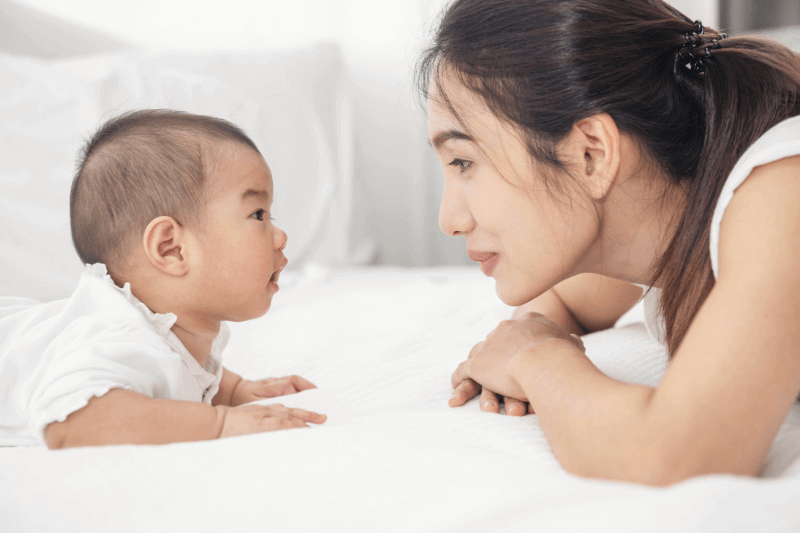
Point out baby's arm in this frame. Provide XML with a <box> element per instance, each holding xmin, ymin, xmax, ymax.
<box><xmin>214</xmin><ymin>367</ymin><xmax>318</xmax><ymax>407</ymax></box>
<box><xmin>44</xmin><ymin>388</ymin><xmax>325</xmax><ymax>449</ymax></box>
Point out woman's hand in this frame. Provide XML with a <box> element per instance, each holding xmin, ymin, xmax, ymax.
<box><xmin>449</xmin><ymin>313</ymin><xmax>585</xmax><ymax>414</ymax></box>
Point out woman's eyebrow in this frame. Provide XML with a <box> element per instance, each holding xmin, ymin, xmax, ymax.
<box><xmin>429</xmin><ymin>130</ymin><xmax>475</xmax><ymax>151</ymax></box>
<box><xmin>241</xmin><ymin>189</ymin><xmax>270</xmax><ymax>202</ymax></box>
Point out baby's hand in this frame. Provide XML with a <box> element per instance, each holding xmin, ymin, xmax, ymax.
<box><xmin>218</xmin><ymin>403</ymin><xmax>327</xmax><ymax>438</ymax></box>
<box><xmin>231</xmin><ymin>375</ymin><xmax>317</xmax><ymax>406</ymax></box>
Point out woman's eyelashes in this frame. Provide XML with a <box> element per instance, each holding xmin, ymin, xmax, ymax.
<box><xmin>250</xmin><ymin>209</ymin><xmax>275</xmax><ymax>222</ymax></box>
<box><xmin>448</xmin><ymin>158</ymin><xmax>472</xmax><ymax>173</ymax></box>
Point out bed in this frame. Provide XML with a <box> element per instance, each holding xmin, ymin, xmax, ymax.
<box><xmin>2</xmin><ymin>4</ymin><xmax>800</xmax><ymax>530</ymax></box>
<box><xmin>2</xmin><ymin>265</ymin><xmax>800</xmax><ymax>532</ymax></box>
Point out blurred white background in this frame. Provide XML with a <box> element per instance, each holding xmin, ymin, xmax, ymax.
<box><xmin>0</xmin><ymin>0</ymin><xmax>739</xmax><ymax>284</ymax></box>
<box><xmin>1</xmin><ymin>0</ymin><xmax>721</xmax><ymax>264</ymax></box>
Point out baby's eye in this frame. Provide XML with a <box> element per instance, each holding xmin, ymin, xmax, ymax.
<box><xmin>448</xmin><ymin>158</ymin><xmax>472</xmax><ymax>173</ymax></box>
<box><xmin>250</xmin><ymin>209</ymin><xmax>265</xmax><ymax>221</ymax></box>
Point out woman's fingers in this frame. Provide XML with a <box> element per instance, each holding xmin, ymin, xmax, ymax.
<box><xmin>479</xmin><ymin>387</ymin><xmax>500</xmax><ymax>413</ymax></box>
<box><xmin>570</xmin><ymin>333</ymin><xmax>586</xmax><ymax>352</ymax></box>
<box><xmin>504</xmin><ymin>396</ymin><xmax>526</xmax><ymax>416</ymax></box>
<box><xmin>451</xmin><ymin>360</ymin><xmax>470</xmax><ymax>389</ymax></box>
<box><xmin>468</xmin><ymin>340</ymin><xmax>485</xmax><ymax>358</ymax></box>
<box><xmin>449</xmin><ymin>378</ymin><xmax>480</xmax><ymax>407</ymax></box>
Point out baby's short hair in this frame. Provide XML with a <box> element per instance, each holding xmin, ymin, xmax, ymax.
<box><xmin>70</xmin><ymin>109</ymin><xmax>260</xmax><ymax>273</ymax></box>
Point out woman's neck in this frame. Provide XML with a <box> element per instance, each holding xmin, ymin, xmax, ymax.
<box><xmin>590</xmin><ymin>162</ymin><xmax>687</xmax><ymax>288</ymax></box>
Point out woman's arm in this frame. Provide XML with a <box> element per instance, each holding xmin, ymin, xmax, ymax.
<box><xmin>512</xmin><ymin>274</ymin><xmax>643</xmax><ymax>333</ymax></box>
<box><xmin>459</xmin><ymin>156</ymin><xmax>800</xmax><ymax>484</ymax></box>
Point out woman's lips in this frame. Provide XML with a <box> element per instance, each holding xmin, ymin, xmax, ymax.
<box><xmin>468</xmin><ymin>251</ymin><xmax>499</xmax><ymax>276</ymax></box>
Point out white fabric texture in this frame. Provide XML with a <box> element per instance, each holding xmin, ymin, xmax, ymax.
<box><xmin>642</xmin><ymin>115</ymin><xmax>800</xmax><ymax>346</ymax></box>
<box><xmin>1</xmin><ymin>266</ymin><xmax>799</xmax><ymax>532</ymax></box>
<box><xmin>0</xmin><ymin>45</ymin><xmax>356</xmax><ymax>302</ymax></box>
<box><xmin>0</xmin><ymin>263</ymin><xmax>225</xmax><ymax>446</ymax></box>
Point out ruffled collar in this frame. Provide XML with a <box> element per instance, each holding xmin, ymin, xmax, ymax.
<box><xmin>83</xmin><ymin>263</ymin><xmax>225</xmax><ymax>394</ymax></box>
<box><xmin>85</xmin><ymin>263</ymin><xmax>178</xmax><ymax>338</ymax></box>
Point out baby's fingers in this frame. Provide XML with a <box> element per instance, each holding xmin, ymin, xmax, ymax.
<box><xmin>255</xmin><ymin>416</ymin><xmax>308</xmax><ymax>432</ymax></box>
<box><xmin>288</xmin><ymin>375</ymin><xmax>317</xmax><ymax>392</ymax></box>
<box><xmin>287</xmin><ymin>407</ymin><xmax>327</xmax><ymax>425</ymax></box>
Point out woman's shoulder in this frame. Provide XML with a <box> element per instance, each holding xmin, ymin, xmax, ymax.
<box><xmin>716</xmin><ymin>152</ymin><xmax>800</xmax><ymax>283</ymax></box>
<box><xmin>710</xmin><ymin>116</ymin><xmax>800</xmax><ymax>278</ymax></box>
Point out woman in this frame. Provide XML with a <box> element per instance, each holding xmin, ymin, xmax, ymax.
<box><xmin>418</xmin><ymin>0</ymin><xmax>800</xmax><ymax>485</ymax></box>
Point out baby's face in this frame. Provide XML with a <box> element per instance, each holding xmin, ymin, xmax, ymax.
<box><xmin>191</xmin><ymin>144</ymin><xmax>288</xmax><ymax>321</ymax></box>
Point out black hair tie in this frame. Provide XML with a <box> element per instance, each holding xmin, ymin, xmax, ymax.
<box><xmin>677</xmin><ymin>20</ymin><xmax>728</xmax><ymax>74</ymax></box>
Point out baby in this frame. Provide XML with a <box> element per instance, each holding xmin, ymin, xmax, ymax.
<box><xmin>0</xmin><ymin>110</ymin><xmax>326</xmax><ymax>448</ymax></box>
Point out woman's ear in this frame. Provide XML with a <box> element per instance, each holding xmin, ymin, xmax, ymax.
<box><xmin>142</xmin><ymin>216</ymin><xmax>189</xmax><ymax>276</ymax></box>
<box><xmin>569</xmin><ymin>113</ymin><xmax>621</xmax><ymax>201</ymax></box>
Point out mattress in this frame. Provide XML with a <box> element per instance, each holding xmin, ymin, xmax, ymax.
<box><xmin>1</xmin><ymin>266</ymin><xmax>799</xmax><ymax>532</ymax></box>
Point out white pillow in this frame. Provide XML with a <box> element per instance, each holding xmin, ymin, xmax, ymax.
<box><xmin>0</xmin><ymin>44</ymin><xmax>354</xmax><ymax>301</ymax></box>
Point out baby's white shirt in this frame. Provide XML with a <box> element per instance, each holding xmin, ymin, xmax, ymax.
<box><xmin>0</xmin><ymin>263</ymin><xmax>226</xmax><ymax>446</ymax></box>
<box><xmin>641</xmin><ymin>115</ymin><xmax>800</xmax><ymax>347</ymax></box>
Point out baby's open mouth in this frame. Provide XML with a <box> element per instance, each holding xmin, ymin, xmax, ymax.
<box><xmin>270</xmin><ymin>260</ymin><xmax>288</xmax><ymax>283</ymax></box>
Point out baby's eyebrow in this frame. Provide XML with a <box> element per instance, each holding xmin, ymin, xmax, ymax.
<box><xmin>241</xmin><ymin>189</ymin><xmax>270</xmax><ymax>202</ymax></box>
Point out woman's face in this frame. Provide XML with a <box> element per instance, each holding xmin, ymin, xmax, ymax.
<box><xmin>427</xmin><ymin>73</ymin><xmax>600</xmax><ymax>306</ymax></box>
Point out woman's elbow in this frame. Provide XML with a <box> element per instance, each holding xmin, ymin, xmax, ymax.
<box><xmin>562</xmin><ymin>444</ymin><xmax>760</xmax><ymax>487</ymax></box>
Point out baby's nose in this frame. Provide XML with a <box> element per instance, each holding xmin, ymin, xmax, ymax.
<box><xmin>275</xmin><ymin>227</ymin><xmax>288</xmax><ymax>251</ymax></box>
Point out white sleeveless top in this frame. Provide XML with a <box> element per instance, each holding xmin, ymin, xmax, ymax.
<box><xmin>642</xmin><ymin>115</ymin><xmax>800</xmax><ymax>347</ymax></box>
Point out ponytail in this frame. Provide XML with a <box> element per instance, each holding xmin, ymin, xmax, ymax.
<box><xmin>655</xmin><ymin>30</ymin><xmax>800</xmax><ymax>353</ymax></box>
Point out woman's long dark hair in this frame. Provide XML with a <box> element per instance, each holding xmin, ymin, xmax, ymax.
<box><xmin>417</xmin><ymin>0</ymin><xmax>800</xmax><ymax>354</ymax></box>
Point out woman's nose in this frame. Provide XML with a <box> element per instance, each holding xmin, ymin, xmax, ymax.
<box><xmin>438</xmin><ymin>181</ymin><xmax>473</xmax><ymax>237</ymax></box>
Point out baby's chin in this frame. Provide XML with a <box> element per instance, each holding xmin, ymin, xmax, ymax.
<box><xmin>224</xmin><ymin>296</ymin><xmax>274</xmax><ymax>322</ymax></box>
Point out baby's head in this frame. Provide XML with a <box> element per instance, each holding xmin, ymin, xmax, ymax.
<box><xmin>70</xmin><ymin>109</ymin><xmax>288</xmax><ymax>322</ymax></box>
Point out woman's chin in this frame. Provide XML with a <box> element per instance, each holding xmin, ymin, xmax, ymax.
<box><xmin>494</xmin><ymin>281</ymin><xmax>529</xmax><ymax>307</ymax></box>
<box><xmin>494</xmin><ymin>279</ymin><xmax>548</xmax><ymax>308</ymax></box>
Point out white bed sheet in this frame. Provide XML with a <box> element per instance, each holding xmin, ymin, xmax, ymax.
<box><xmin>1</xmin><ymin>266</ymin><xmax>799</xmax><ymax>532</ymax></box>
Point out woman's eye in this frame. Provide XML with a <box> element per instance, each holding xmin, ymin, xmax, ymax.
<box><xmin>448</xmin><ymin>158</ymin><xmax>472</xmax><ymax>173</ymax></box>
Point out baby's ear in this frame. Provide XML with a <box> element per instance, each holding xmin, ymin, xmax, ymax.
<box><xmin>142</xmin><ymin>216</ymin><xmax>189</xmax><ymax>276</ymax></box>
